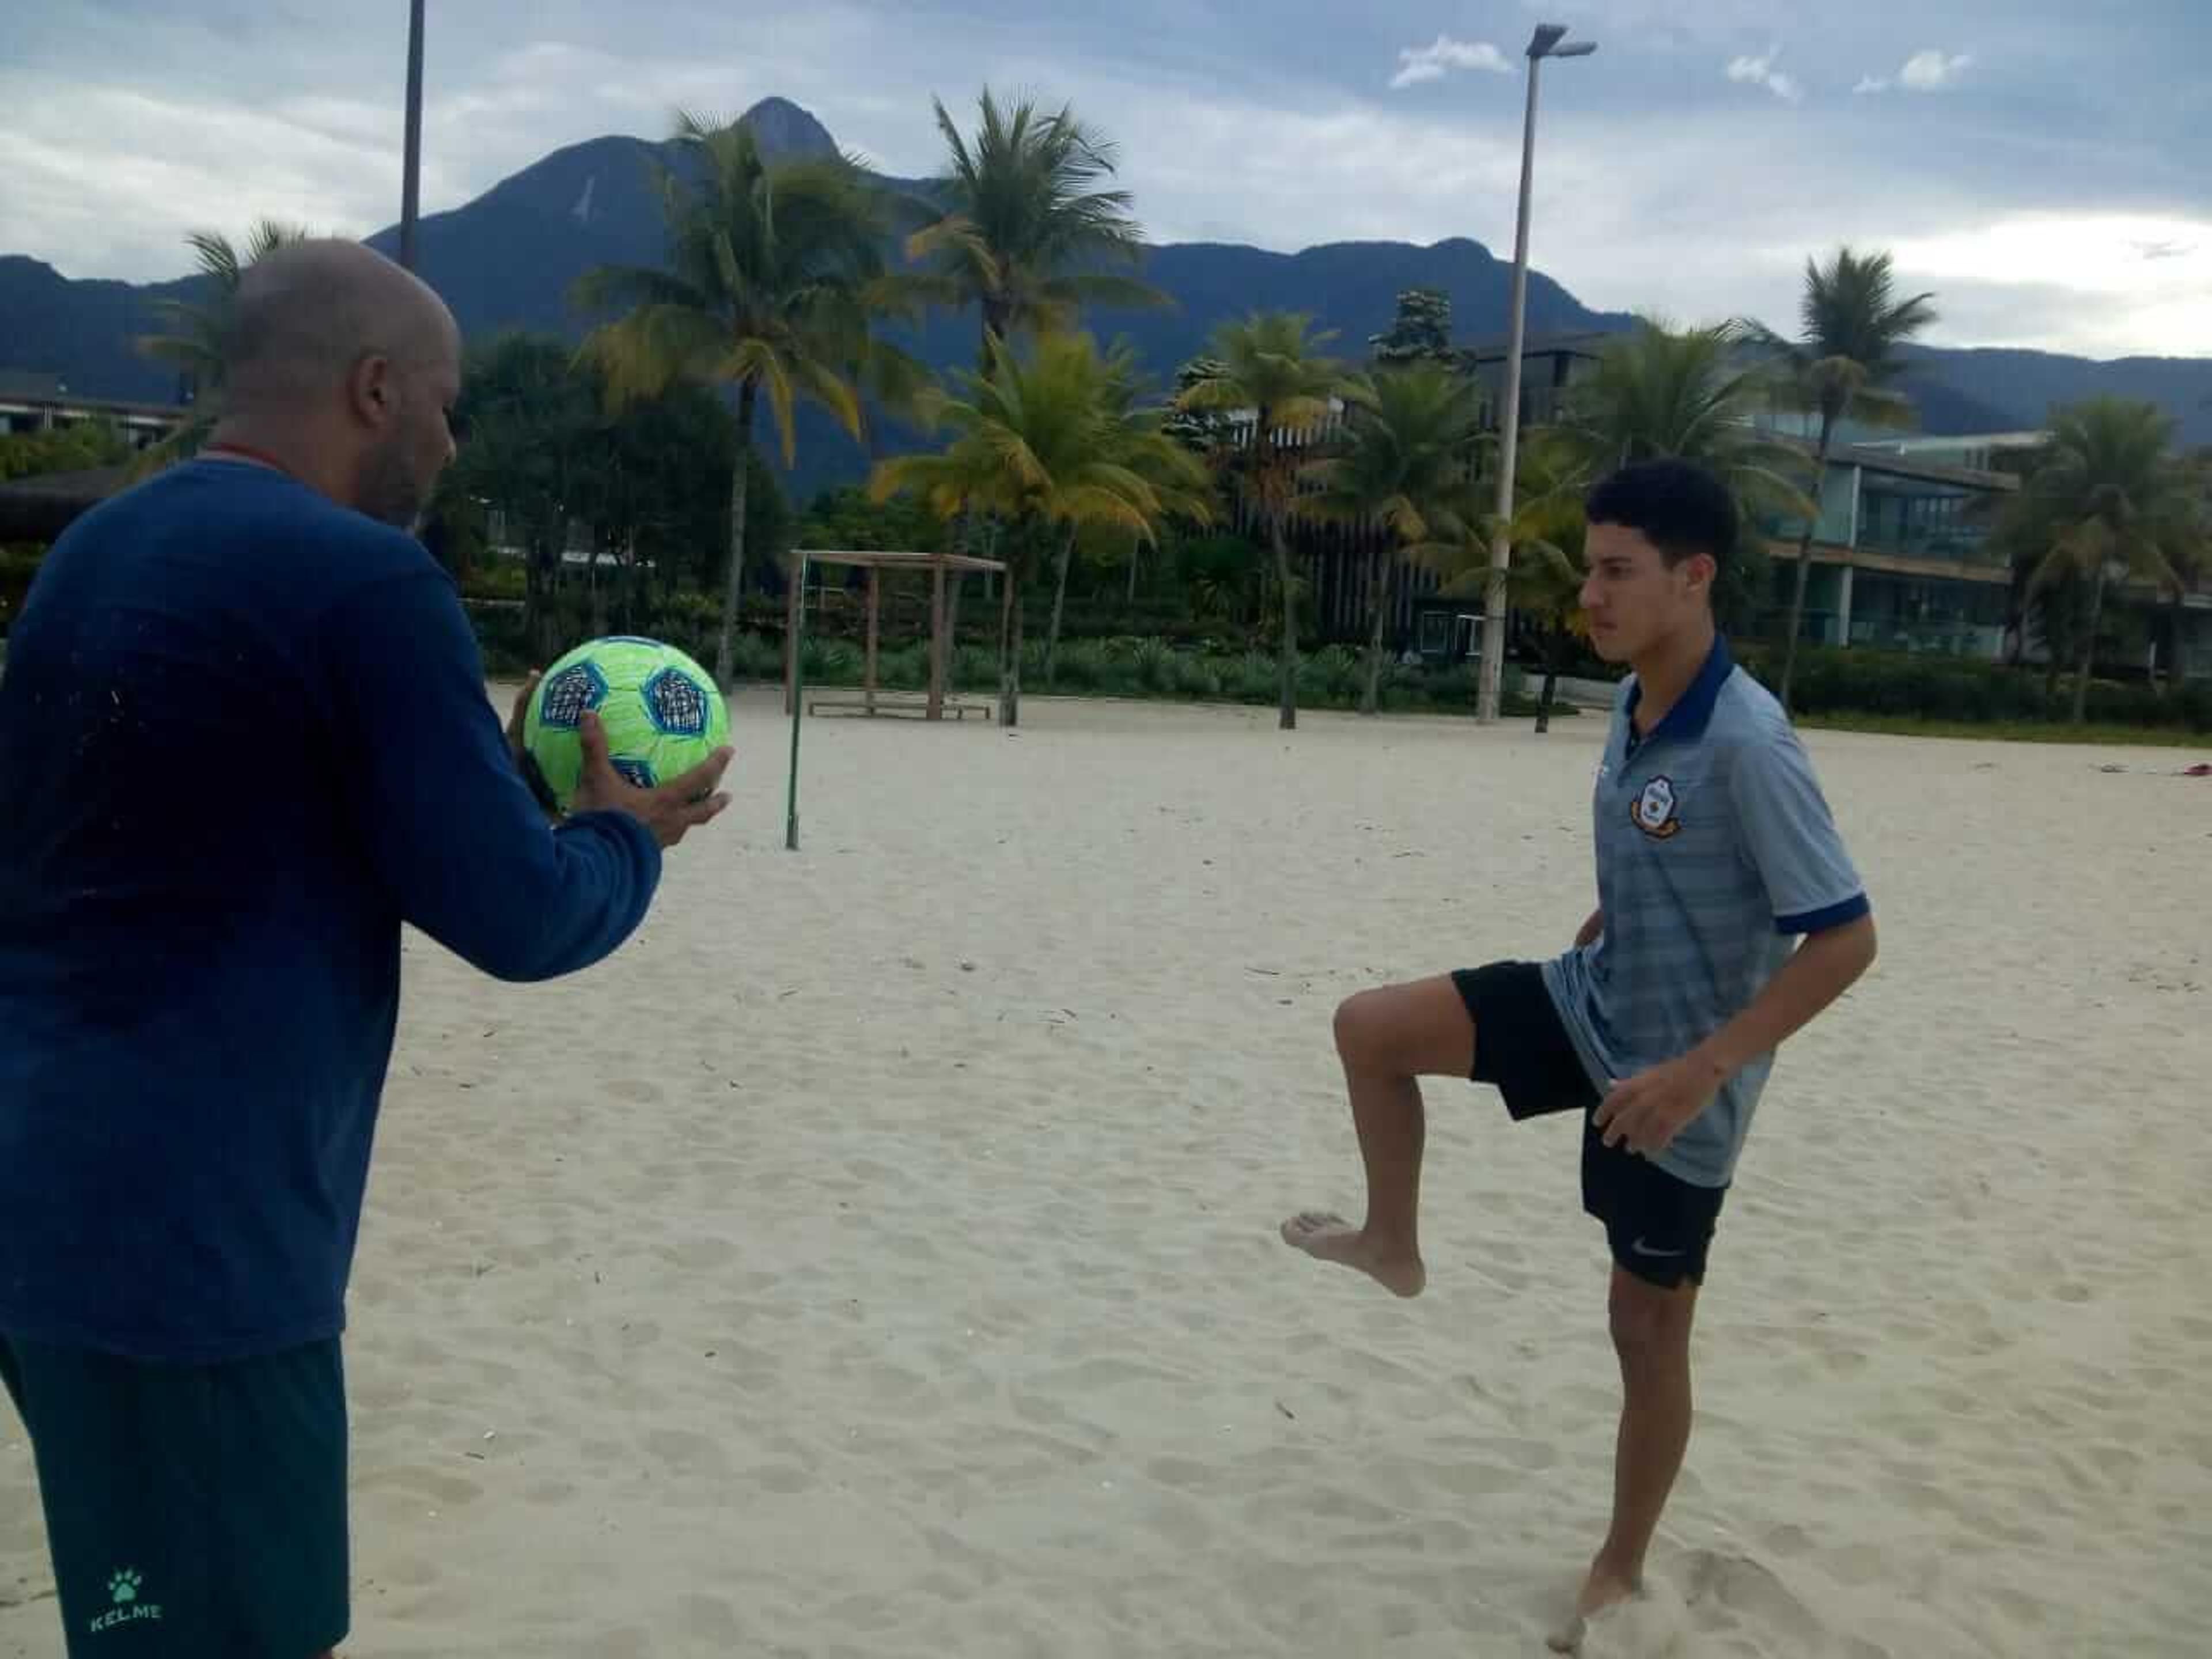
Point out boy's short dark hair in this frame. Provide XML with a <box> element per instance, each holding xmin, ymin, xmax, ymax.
<box><xmin>1585</xmin><ymin>459</ymin><xmax>1738</xmax><ymax>573</ymax></box>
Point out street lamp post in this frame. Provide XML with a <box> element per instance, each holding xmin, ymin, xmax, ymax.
<box><xmin>399</xmin><ymin>0</ymin><xmax>426</xmax><ymax>271</ymax></box>
<box><xmin>1477</xmin><ymin>21</ymin><xmax>1595</xmax><ymax>725</ymax></box>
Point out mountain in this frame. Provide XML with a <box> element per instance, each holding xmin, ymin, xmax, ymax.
<box><xmin>1898</xmin><ymin>345</ymin><xmax>2212</xmax><ymax>442</ymax></box>
<box><xmin>6</xmin><ymin>94</ymin><xmax>2209</xmax><ymax>499</ymax></box>
<box><xmin>1089</xmin><ymin>238</ymin><xmax>1621</xmax><ymax>383</ymax></box>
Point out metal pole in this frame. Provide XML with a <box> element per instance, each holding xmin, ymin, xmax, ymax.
<box><xmin>865</xmin><ymin>566</ymin><xmax>880</xmax><ymax>715</ymax></box>
<box><xmin>785</xmin><ymin>555</ymin><xmax>806</xmax><ymax>850</ymax></box>
<box><xmin>1478</xmin><ymin>51</ymin><xmax>1543</xmax><ymax>725</ymax></box>
<box><xmin>928</xmin><ymin>559</ymin><xmax>946</xmax><ymax>720</ymax></box>
<box><xmin>399</xmin><ymin>0</ymin><xmax>425</xmax><ymax>270</ymax></box>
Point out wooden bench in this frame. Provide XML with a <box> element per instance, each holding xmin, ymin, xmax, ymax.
<box><xmin>805</xmin><ymin>690</ymin><xmax>995</xmax><ymax>721</ymax></box>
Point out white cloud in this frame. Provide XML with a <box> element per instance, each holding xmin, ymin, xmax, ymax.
<box><xmin>1859</xmin><ymin>48</ymin><xmax>1973</xmax><ymax>94</ymax></box>
<box><xmin>2</xmin><ymin>2</ymin><xmax>2202</xmax><ymax>361</ymax></box>
<box><xmin>1899</xmin><ymin>48</ymin><xmax>1974</xmax><ymax>90</ymax></box>
<box><xmin>1725</xmin><ymin>48</ymin><xmax>1802</xmax><ymax>104</ymax></box>
<box><xmin>1390</xmin><ymin>35</ymin><xmax>1513</xmax><ymax>91</ymax></box>
<box><xmin>1879</xmin><ymin>213</ymin><xmax>2212</xmax><ymax>353</ymax></box>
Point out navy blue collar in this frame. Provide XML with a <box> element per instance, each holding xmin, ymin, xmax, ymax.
<box><xmin>1624</xmin><ymin>634</ymin><xmax>1733</xmax><ymax>754</ymax></box>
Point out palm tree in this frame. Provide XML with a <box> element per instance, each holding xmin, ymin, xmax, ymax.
<box><xmin>2162</xmin><ymin>450</ymin><xmax>2212</xmax><ymax>685</ymax></box>
<box><xmin>435</xmin><ymin>332</ymin><xmax>605</xmax><ymax>655</ymax></box>
<box><xmin>1412</xmin><ymin>427</ymin><xmax>1592</xmax><ymax>732</ymax></box>
<box><xmin>573</xmin><ymin>111</ymin><xmax>919</xmax><ymax>687</ymax></box>
<box><xmin>1179</xmin><ymin>313</ymin><xmax>1347</xmax><ymax>729</ymax></box>
<box><xmin>130</xmin><ymin>219</ymin><xmax>313</xmax><ymax>474</ymax></box>
<box><xmin>908</xmin><ymin>88</ymin><xmax>1165</xmax><ymax>640</ymax></box>
<box><xmin>1755</xmin><ymin>248</ymin><xmax>1938</xmax><ymax>707</ymax></box>
<box><xmin>869</xmin><ymin>331</ymin><xmax>1171</xmax><ymax>726</ymax></box>
<box><xmin>1302</xmin><ymin>362</ymin><xmax>1486</xmax><ymax>714</ymax></box>
<box><xmin>909</xmin><ymin>88</ymin><xmax>1163</xmax><ymax>361</ymax></box>
<box><xmin>1561</xmin><ymin>317</ymin><xmax>1815</xmax><ymax>631</ymax></box>
<box><xmin>1041</xmin><ymin>345</ymin><xmax>1213</xmax><ymax>685</ymax></box>
<box><xmin>1993</xmin><ymin>398</ymin><xmax>2206</xmax><ymax>722</ymax></box>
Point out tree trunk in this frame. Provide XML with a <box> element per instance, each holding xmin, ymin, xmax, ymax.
<box><xmin>948</xmin><ymin>307</ymin><xmax>1009</xmax><ymax>627</ymax></box>
<box><xmin>714</xmin><ymin>381</ymin><xmax>757</xmax><ymax>689</ymax></box>
<box><xmin>532</xmin><ymin>522</ymin><xmax>563</xmax><ymax>664</ymax></box>
<box><xmin>1360</xmin><ymin>543</ymin><xmax>1392</xmax><ymax>717</ymax></box>
<box><xmin>1127</xmin><ymin>530</ymin><xmax>1141</xmax><ymax>604</ymax></box>
<box><xmin>1777</xmin><ymin>405</ymin><xmax>1837</xmax><ymax>713</ymax></box>
<box><xmin>586</xmin><ymin>540</ymin><xmax>609</xmax><ymax>638</ymax></box>
<box><xmin>1045</xmin><ymin>526</ymin><xmax>1078</xmax><ymax>687</ymax></box>
<box><xmin>2002</xmin><ymin>562</ymin><xmax>2031</xmax><ymax>666</ymax></box>
<box><xmin>2157</xmin><ymin>596</ymin><xmax>2185</xmax><ymax>698</ymax></box>
<box><xmin>2070</xmin><ymin>562</ymin><xmax>2108</xmax><ymax>725</ymax></box>
<box><xmin>522</xmin><ymin>539</ymin><xmax>546</xmax><ymax>664</ymax></box>
<box><xmin>1011</xmin><ymin>573</ymin><xmax>1025</xmax><ymax>728</ymax></box>
<box><xmin>624</xmin><ymin>533</ymin><xmax>645</xmax><ymax>633</ymax></box>
<box><xmin>999</xmin><ymin>553</ymin><xmax>1025</xmax><ymax>728</ymax></box>
<box><xmin>1270</xmin><ymin>509</ymin><xmax>1298</xmax><ymax>731</ymax></box>
<box><xmin>1535</xmin><ymin>632</ymin><xmax>1560</xmax><ymax>734</ymax></box>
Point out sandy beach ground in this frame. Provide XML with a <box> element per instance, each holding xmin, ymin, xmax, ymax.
<box><xmin>5</xmin><ymin>688</ymin><xmax>2209</xmax><ymax>1657</ymax></box>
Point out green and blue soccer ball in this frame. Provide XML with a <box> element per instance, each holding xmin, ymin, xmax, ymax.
<box><xmin>522</xmin><ymin>636</ymin><xmax>728</xmax><ymax>812</ymax></box>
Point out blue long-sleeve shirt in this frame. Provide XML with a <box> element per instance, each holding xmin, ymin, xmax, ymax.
<box><xmin>0</xmin><ymin>459</ymin><xmax>662</xmax><ymax>1362</ymax></box>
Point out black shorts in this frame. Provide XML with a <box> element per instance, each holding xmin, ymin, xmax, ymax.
<box><xmin>1453</xmin><ymin>961</ymin><xmax>1728</xmax><ymax>1289</ymax></box>
<box><xmin>0</xmin><ymin>1332</ymin><xmax>350</xmax><ymax>1658</ymax></box>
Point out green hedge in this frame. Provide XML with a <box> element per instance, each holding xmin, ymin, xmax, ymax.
<box><xmin>593</xmin><ymin>628</ymin><xmax>1539</xmax><ymax>721</ymax></box>
<box><xmin>1</xmin><ymin>543</ymin><xmax>48</xmax><ymax>636</ymax></box>
<box><xmin>1734</xmin><ymin>643</ymin><xmax>2212</xmax><ymax>733</ymax></box>
<box><xmin>609</xmin><ymin>630</ymin><xmax>1548</xmax><ymax>718</ymax></box>
<box><xmin>10</xmin><ymin>531</ymin><xmax>2202</xmax><ymax>737</ymax></box>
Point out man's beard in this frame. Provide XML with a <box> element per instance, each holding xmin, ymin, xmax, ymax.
<box><xmin>358</xmin><ymin>435</ymin><xmax>430</xmax><ymax>532</ymax></box>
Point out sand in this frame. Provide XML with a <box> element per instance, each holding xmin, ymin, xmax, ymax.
<box><xmin>5</xmin><ymin>688</ymin><xmax>2209</xmax><ymax>1657</ymax></box>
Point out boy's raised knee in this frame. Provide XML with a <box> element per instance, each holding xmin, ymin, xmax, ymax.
<box><xmin>1332</xmin><ymin>989</ymin><xmax>1389</xmax><ymax>1067</ymax></box>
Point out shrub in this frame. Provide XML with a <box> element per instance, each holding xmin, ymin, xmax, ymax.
<box><xmin>458</xmin><ymin>561</ymin><xmax>527</xmax><ymax>601</ymax></box>
<box><xmin>1735</xmin><ymin>642</ymin><xmax>2210</xmax><ymax>734</ymax></box>
<box><xmin>1298</xmin><ymin>646</ymin><xmax>1363</xmax><ymax>705</ymax></box>
<box><xmin>456</xmin><ymin>602</ymin><xmax>2207</xmax><ymax>733</ymax></box>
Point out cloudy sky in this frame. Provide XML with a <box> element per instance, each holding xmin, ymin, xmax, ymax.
<box><xmin>8</xmin><ymin>0</ymin><xmax>2209</xmax><ymax>358</ymax></box>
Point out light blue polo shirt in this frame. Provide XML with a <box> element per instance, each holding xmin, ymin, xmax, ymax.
<box><xmin>1542</xmin><ymin>636</ymin><xmax>1869</xmax><ymax>1187</ymax></box>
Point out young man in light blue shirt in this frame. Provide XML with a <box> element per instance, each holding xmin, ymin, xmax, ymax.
<box><xmin>1281</xmin><ymin>459</ymin><xmax>1878</xmax><ymax>1645</ymax></box>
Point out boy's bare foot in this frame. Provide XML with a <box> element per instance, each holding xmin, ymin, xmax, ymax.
<box><xmin>1546</xmin><ymin>1561</ymin><xmax>1642</xmax><ymax>1652</ymax></box>
<box><xmin>1278</xmin><ymin>1211</ymin><xmax>1426</xmax><ymax>1298</ymax></box>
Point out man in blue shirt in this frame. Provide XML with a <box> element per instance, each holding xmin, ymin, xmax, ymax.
<box><xmin>1281</xmin><ymin>460</ymin><xmax>1877</xmax><ymax>1646</ymax></box>
<box><xmin>0</xmin><ymin>241</ymin><xmax>732</xmax><ymax>1658</ymax></box>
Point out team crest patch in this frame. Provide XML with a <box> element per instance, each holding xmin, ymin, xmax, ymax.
<box><xmin>1630</xmin><ymin>775</ymin><xmax>1683</xmax><ymax>839</ymax></box>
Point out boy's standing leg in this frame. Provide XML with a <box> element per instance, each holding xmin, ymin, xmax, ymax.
<box><xmin>1562</xmin><ymin>1269</ymin><xmax>1699</xmax><ymax>1643</ymax></box>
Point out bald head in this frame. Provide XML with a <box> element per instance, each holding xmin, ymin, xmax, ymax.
<box><xmin>214</xmin><ymin>239</ymin><xmax>463</xmax><ymax>530</ymax></box>
<box><xmin>224</xmin><ymin>239</ymin><xmax>455</xmax><ymax>407</ymax></box>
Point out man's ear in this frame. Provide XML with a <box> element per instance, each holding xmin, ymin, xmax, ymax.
<box><xmin>346</xmin><ymin>353</ymin><xmax>395</xmax><ymax>427</ymax></box>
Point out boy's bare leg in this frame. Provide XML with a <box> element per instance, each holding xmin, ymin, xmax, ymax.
<box><xmin>1279</xmin><ymin>976</ymin><xmax>1477</xmax><ymax>1299</ymax></box>
<box><xmin>1551</xmin><ymin>1267</ymin><xmax>1700</xmax><ymax>1650</ymax></box>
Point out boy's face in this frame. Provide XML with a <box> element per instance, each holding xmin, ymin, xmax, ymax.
<box><xmin>1580</xmin><ymin>521</ymin><xmax>1716</xmax><ymax>664</ymax></box>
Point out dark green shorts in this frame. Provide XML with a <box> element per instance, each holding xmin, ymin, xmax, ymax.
<box><xmin>0</xmin><ymin>1332</ymin><xmax>349</xmax><ymax>1659</ymax></box>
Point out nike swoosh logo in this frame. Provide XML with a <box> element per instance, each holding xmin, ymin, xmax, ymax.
<box><xmin>1631</xmin><ymin>1237</ymin><xmax>1686</xmax><ymax>1257</ymax></box>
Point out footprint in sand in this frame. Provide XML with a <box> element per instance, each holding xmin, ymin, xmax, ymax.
<box><xmin>645</xmin><ymin>1427</ymin><xmax>733</xmax><ymax>1479</ymax></box>
<box><xmin>361</xmin><ymin>1466</ymin><xmax>483</xmax><ymax>1508</ymax></box>
<box><xmin>677</xmin><ymin>1593</ymin><xmax>745</xmax><ymax>1643</ymax></box>
<box><xmin>1551</xmin><ymin>1574</ymin><xmax>1694</xmax><ymax>1658</ymax></box>
<box><xmin>1677</xmin><ymin>1548</ymin><xmax>1827</xmax><ymax>1640</ymax></box>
